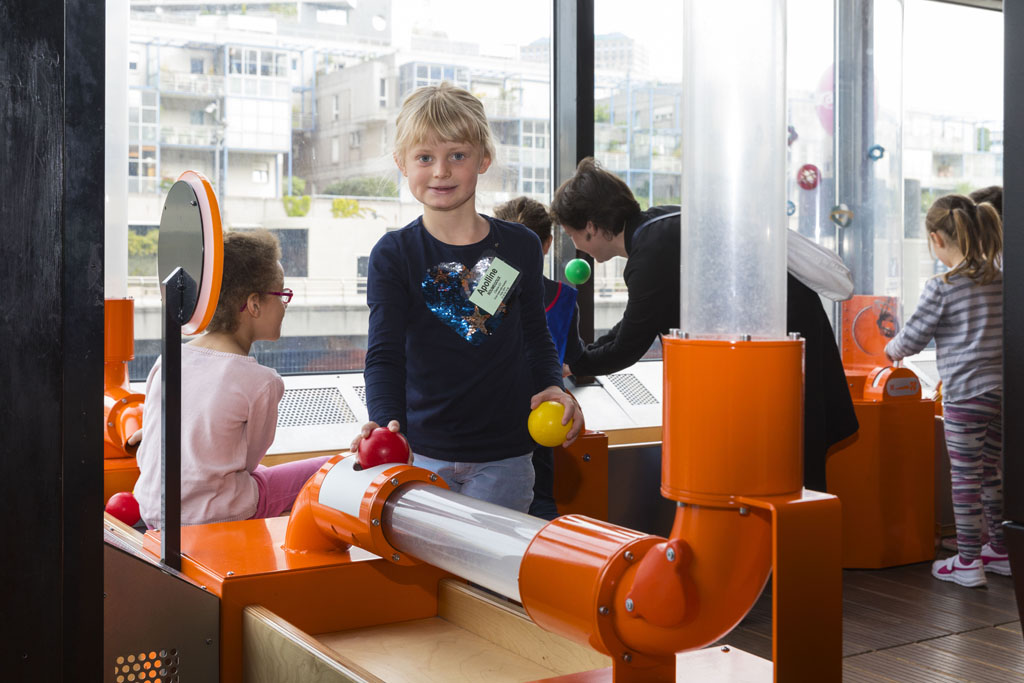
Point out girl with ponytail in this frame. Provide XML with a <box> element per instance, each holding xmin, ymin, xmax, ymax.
<box><xmin>886</xmin><ymin>193</ymin><xmax>1006</xmax><ymax>587</ymax></box>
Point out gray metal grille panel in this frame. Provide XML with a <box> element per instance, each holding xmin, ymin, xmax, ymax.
<box><xmin>354</xmin><ymin>385</ymin><xmax>366</xmax><ymax>406</ymax></box>
<box><xmin>277</xmin><ymin>387</ymin><xmax>357</xmax><ymax>427</ymax></box>
<box><xmin>607</xmin><ymin>373</ymin><xmax>659</xmax><ymax>406</ymax></box>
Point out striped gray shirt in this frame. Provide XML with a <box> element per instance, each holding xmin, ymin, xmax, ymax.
<box><xmin>885</xmin><ymin>272</ymin><xmax>1002</xmax><ymax>403</ymax></box>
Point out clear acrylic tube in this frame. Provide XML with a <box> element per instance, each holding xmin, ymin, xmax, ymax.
<box><xmin>681</xmin><ymin>0</ymin><xmax>788</xmax><ymax>340</ymax></box>
<box><xmin>382</xmin><ymin>483</ymin><xmax>547</xmax><ymax>602</ymax></box>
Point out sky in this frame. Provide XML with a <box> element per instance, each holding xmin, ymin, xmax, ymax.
<box><xmin>391</xmin><ymin>0</ymin><xmax>1003</xmax><ymax>123</ymax></box>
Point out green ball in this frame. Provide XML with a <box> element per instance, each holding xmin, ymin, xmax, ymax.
<box><xmin>565</xmin><ymin>258</ymin><xmax>592</xmax><ymax>285</ymax></box>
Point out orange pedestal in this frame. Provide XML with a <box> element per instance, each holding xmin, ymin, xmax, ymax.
<box><xmin>827</xmin><ymin>369</ymin><xmax>936</xmax><ymax>568</ymax></box>
<box><xmin>553</xmin><ymin>431</ymin><xmax>610</xmax><ymax>520</ymax></box>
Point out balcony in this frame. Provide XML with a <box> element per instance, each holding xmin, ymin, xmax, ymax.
<box><xmin>160</xmin><ymin>124</ymin><xmax>222</xmax><ymax>147</ymax></box>
<box><xmin>482</xmin><ymin>98</ymin><xmax>520</xmax><ymax>121</ymax></box>
<box><xmin>160</xmin><ymin>71</ymin><xmax>225</xmax><ymax>98</ymax></box>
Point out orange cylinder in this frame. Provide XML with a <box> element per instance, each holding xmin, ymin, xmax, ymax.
<box><xmin>519</xmin><ymin>515</ymin><xmax>660</xmax><ymax>659</ymax></box>
<box><xmin>104</xmin><ymin>298</ymin><xmax>135</xmax><ymax>363</ymax></box>
<box><xmin>661</xmin><ymin>337</ymin><xmax>803</xmax><ymax>499</ymax></box>
<box><xmin>104</xmin><ymin>298</ymin><xmax>145</xmax><ymax>459</ymax></box>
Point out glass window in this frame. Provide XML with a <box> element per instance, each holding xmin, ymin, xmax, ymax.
<box><xmin>592</xmin><ymin>0</ymin><xmax>838</xmax><ymax>358</ymax></box>
<box><xmin>902</xmin><ymin>0</ymin><xmax>1002</xmax><ymax>322</ymax></box>
<box><xmin>115</xmin><ymin>0</ymin><xmax>553</xmax><ymax>378</ymax></box>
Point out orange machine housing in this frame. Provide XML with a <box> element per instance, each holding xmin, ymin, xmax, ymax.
<box><xmin>514</xmin><ymin>336</ymin><xmax>842</xmax><ymax>682</ymax></box>
<box><xmin>830</xmin><ymin>296</ymin><xmax>937</xmax><ymax>568</ymax></box>
<box><xmin>828</xmin><ymin>366</ymin><xmax>935</xmax><ymax>568</ymax></box>
<box><xmin>103</xmin><ymin>298</ymin><xmax>144</xmax><ymax>503</ymax></box>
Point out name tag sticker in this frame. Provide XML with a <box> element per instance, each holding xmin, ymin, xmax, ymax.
<box><xmin>469</xmin><ymin>257</ymin><xmax>519</xmax><ymax>315</ymax></box>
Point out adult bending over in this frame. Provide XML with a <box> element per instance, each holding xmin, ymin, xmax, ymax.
<box><xmin>550</xmin><ymin>157</ymin><xmax>858</xmax><ymax>490</ymax></box>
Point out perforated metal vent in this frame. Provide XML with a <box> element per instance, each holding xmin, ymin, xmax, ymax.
<box><xmin>607</xmin><ymin>373</ymin><xmax>659</xmax><ymax>406</ymax></box>
<box><xmin>354</xmin><ymin>385</ymin><xmax>367</xmax><ymax>406</ymax></box>
<box><xmin>112</xmin><ymin>648</ymin><xmax>180</xmax><ymax>682</ymax></box>
<box><xmin>278</xmin><ymin>387</ymin><xmax>357</xmax><ymax>427</ymax></box>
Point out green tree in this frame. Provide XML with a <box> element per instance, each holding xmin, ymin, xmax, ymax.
<box><xmin>285</xmin><ymin>176</ymin><xmax>307</xmax><ymax>196</ymax></box>
<box><xmin>595</xmin><ymin>103</ymin><xmax>610</xmax><ymax>124</ymax></box>
<box><xmin>128</xmin><ymin>228</ymin><xmax>159</xmax><ymax>276</ymax></box>
<box><xmin>322</xmin><ymin>176</ymin><xmax>398</xmax><ymax>197</ymax></box>
<box><xmin>331</xmin><ymin>198</ymin><xmax>365</xmax><ymax>219</ymax></box>
<box><xmin>283</xmin><ymin>195</ymin><xmax>311</xmax><ymax>217</ymax></box>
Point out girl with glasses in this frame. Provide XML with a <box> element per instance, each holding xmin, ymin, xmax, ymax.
<box><xmin>134</xmin><ymin>229</ymin><xmax>329</xmax><ymax>527</ymax></box>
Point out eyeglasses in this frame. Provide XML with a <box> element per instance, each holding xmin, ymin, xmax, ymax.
<box><xmin>239</xmin><ymin>288</ymin><xmax>293</xmax><ymax>312</ymax></box>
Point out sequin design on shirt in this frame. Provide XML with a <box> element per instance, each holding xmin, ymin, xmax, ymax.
<box><xmin>422</xmin><ymin>256</ymin><xmax>509</xmax><ymax>344</ymax></box>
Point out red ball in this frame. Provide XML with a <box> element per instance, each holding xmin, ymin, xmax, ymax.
<box><xmin>105</xmin><ymin>491</ymin><xmax>141</xmax><ymax>526</ymax></box>
<box><xmin>357</xmin><ymin>427</ymin><xmax>411</xmax><ymax>469</ymax></box>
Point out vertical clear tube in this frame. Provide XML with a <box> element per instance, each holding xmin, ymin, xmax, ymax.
<box><xmin>382</xmin><ymin>484</ymin><xmax>547</xmax><ymax>602</ymax></box>
<box><xmin>105</xmin><ymin>0</ymin><xmax>129</xmax><ymax>297</ymax></box>
<box><xmin>681</xmin><ymin>0</ymin><xmax>788</xmax><ymax>340</ymax></box>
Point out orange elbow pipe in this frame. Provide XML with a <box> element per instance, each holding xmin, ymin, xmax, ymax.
<box><xmin>613</xmin><ymin>502</ymin><xmax>771</xmax><ymax>655</ymax></box>
<box><xmin>518</xmin><ymin>503</ymin><xmax>771</xmax><ymax>666</ymax></box>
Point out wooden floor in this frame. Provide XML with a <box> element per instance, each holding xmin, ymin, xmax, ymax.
<box><xmin>717</xmin><ymin>551</ymin><xmax>1022</xmax><ymax>682</ymax></box>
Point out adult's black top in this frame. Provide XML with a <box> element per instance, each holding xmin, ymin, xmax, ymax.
<box><xmin>568</xmin><ymin>206</ymin><xmax>859</xmax><ymax>489</ymax></box>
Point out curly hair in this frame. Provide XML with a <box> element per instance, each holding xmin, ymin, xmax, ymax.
<box><xmin>926</xmin><ymin>194</ymin><xmax>1002</xmax><ymax>285</ymax></box>
<box><xmin>205</xmin><ymin>229</ymin><xmax>282</xmax><ymax>334</ymax></box>
<box><xmin>494</xmin><ymin>196</ymin><xmax>552</xmax><ymax>243</ymax></box>
<box><xmin>550</xmin><ymin>157</ymin><xmax>640</xmax><ymax>237</ymax></box>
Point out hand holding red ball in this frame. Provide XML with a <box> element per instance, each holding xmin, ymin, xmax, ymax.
<box><xmin>356</xmin><ymin>425</ymin><xmax>412</xmax><ymax>469</ymax></box>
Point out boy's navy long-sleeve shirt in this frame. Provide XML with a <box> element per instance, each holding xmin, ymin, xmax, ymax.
<box><xmin>364</xmin><ymin>215</ymin><xmax>563</xmax><ymax>463</ymax></box>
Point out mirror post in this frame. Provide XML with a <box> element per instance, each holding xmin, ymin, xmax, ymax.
<box><xmin>160</xmin><ymin>266</ymin><xmax>197</xmax><ymax>571</ymax></box>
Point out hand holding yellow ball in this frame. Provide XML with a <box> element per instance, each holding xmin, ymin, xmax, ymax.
<box><xmin>528</xmin><ymin>400</ymin><xmax>574</xmax><ymax>447</ymax></box>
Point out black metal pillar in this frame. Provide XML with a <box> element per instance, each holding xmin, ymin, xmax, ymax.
<box><xmin>553</xmin><ymin>0</ymin><xmax>595</xmax><ymax>342</ymax></box>
<box><xmin>1000</xmin><ymin>0</ymin><xmax>1024</xmax><ymax>627</ymax></box>
<box><xmin>0</xmin><ymin>0</ymin><xmax>105</xmax><ymax>678</ymax></box>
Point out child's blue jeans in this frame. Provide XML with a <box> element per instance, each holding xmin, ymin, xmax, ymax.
<box><xmin>412</xmin><ymin>452</ymin><xmax>535</xmax><ymax>513</ymax></box>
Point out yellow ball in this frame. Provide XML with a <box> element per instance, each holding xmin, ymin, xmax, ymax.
<box><xmin>528</xmin><ymin>400</ymin><xmax>573</xmax><ymax>447</ymax></box>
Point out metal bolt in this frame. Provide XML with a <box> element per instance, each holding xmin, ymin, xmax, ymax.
<box><xmin>740</xmin><ymin>334</ymin><xmax>752</xmax><ymax>342</ymax></box>
<box><xmin>392</xmin><ymin>553</ymin><xmax>401</xmax><ymax>562</ymax></box>
<box><xmin>200</xmin><ymin>585</ymin><xmax>207</xmax><ymax>591</ymax></box>
<box><xmin>583</xmin><ymin>454</ymin><xmax>591</xmax><ymax>462</ymax></box>
<box><xmin>668</xmin><ymin>328</ymin><xmax>681</xmax><ymax>338</ymax></box>
<box><xmin>372</xmin><ymin>519</ymin><xmax>380</xmax><ymax>526</ymax></box>
<box><xmin>598</xmin><ymin>605</ymin><xmax>609</xmax><ymax>615</ymax></box>
<box><xmin>677</xmin><ymin>501</ymin><xmax>687</xmax><ymax>508</ymax></box>
<box><xmin>190</xmin><ymin>199</ymin><xmax>198</xmax><ymax>206</ymax></box>
<box><xmin>121</xmin><ymin>398</ymin><xmax>128</xmax><ymax>404</ymax></box>
<box><xmin>625</xmin><ymin>598</ymin><xmax>634</xmax><ymax>612</ymax></box>
<box><xmin>107</xmin><ymin>422</ymin><xmax>114</xmax><ymax>427</ymax></box>
<box><xmin>226</xmin><ymin>571</ymin><xmax>234</xmax><ymax>576</ymax></box>
<box><xmin>721</xmin><ymin>646</ymin><xmax>731</xmax><ymax>653</ymax></box>
<box><xmin>429</xmin><ymin>473</ymin><xmax>438</xmax><ymax>482</ymax></box>
<box><xmin>390</xmin><ymin>477</ymin><xmax>400</xmax><ymax>486</ymax></box>
<box><xmin>738</xmin><ymin>507</ymin><xmax>750</xmax><ymax>516</ymax></box>
<box><xmin>622</xmin><ymin>653</ymin><xmax>633</xmax><ymax>663</ymax></box>
<box><xmin>788</xmin><ymin>332</ymin><xmax>801</xmax><ymax>340</ymax></box>
<box><xmin>624</xmin><ymin>551</ymin><xmax>634</xmax><ymax>561</ymax></box>
<box><xmin>205</xmin><ymin>638</ymin><xmax>213</xmax><ymax>646</ymax></box>
<box><xmin>666</xmin><ymin>548</ymin><xmax>676</xmax><ymax>562</ymax></box>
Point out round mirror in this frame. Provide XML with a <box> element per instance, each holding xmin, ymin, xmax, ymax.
<box><xmin>157</xmin><ymin>170</ymin><xmax>223</xmax><ymax>335</ymax></box>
